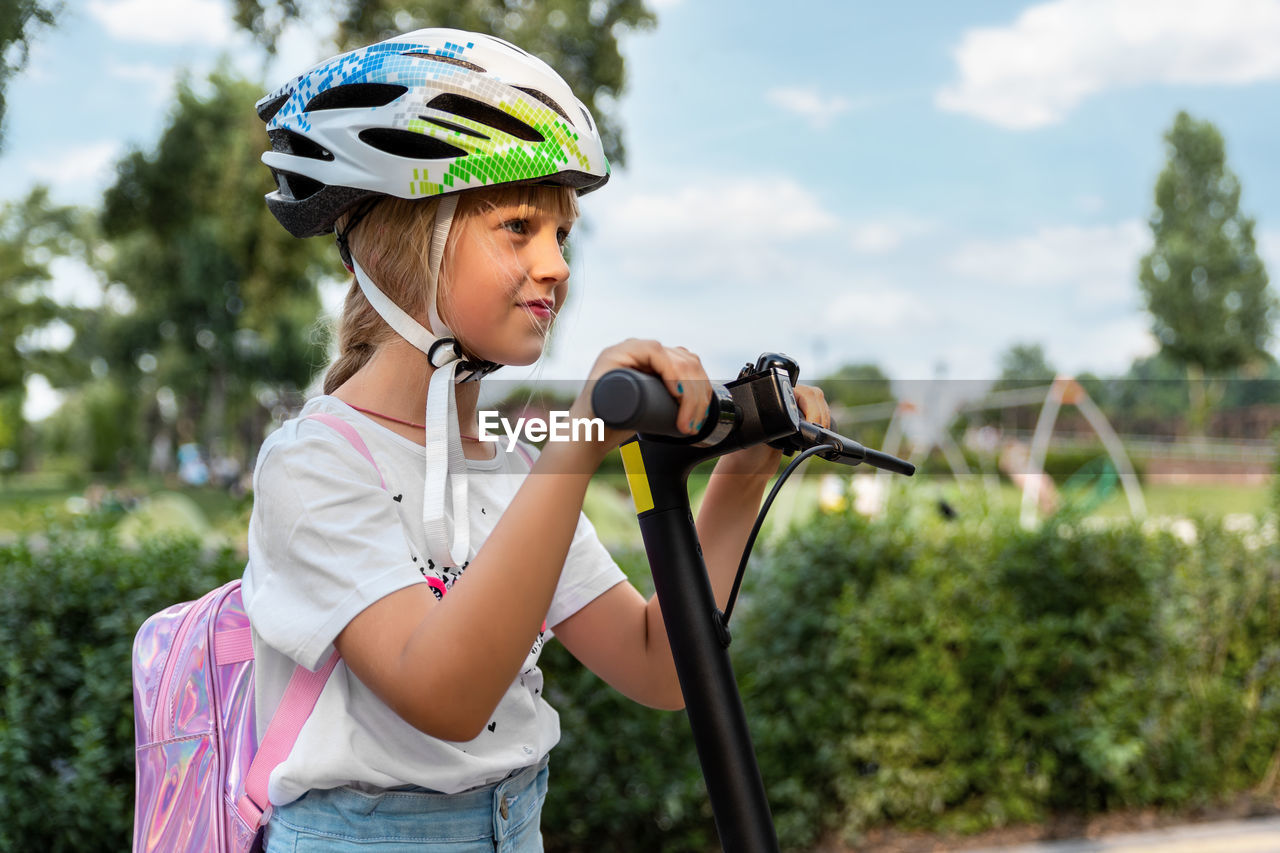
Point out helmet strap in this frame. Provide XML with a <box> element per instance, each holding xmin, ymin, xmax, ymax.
<box><xmin>350</xmin><ymin>255</ymin><xmax>458</xmax><ymax>365</ymax></box>
<box><xmin>334</xmin><ymin>197</ymin><xmax>384</xmax><ymax>271</ymax></box>
<box><xmin>423</xmin><ymin>359</ymin><xmax>471</xmax><ymax>568</ymax></box>
<box><xmin>426</xmin><ymin>194</ymin><xmax>458</xmax><ymax>337</ymax></box>
<box><xmin>345</xmin><ymin>193</ymin><xmax>476</xmax><ymax>568</ymax></box>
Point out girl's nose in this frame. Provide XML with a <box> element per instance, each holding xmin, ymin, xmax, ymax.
<box><xmin>528</xmin><ymin>231</ymin><xmax>570</xmax><ymax>285</ymax></box>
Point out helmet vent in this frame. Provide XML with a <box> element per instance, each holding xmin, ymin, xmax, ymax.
<box><xmin>426</xmin><ymin>94</ymin><xmax>544</xmax><ymax>143</ymax></box>
<box><xmin>269</xmin><ymin>129</ymin><xmax>334</xmax><ymax>161</ymax></box>
<box><xmin>358</xmin><ymin>128</ymin><xmax>468</xmax><ymax>160</ymax></box>
<box><xmin>515</xmin><ymin>87</ymin><xmax>569</xmax><ymax>122</ymax></box>
<box><xmin>424</xmin><ymin>117</ymin><xmax>490</xmax><ymax>140</ymax></box>
<box><xmin>257</xmin><ymin>92</ymin><xmax>289</xmax><ymax>122</ymax></box>
<box><xmin>402</xmin><ymin>51</ymin><xmax>486</xmax><ymax>73</ymax></box>
<box><xmin>274</xmin><ymin>170</ymin><xmax>324</xmax><ymax>201</ymax></box>
<box><xmin>304</xmin><ymin>83</ymin><xmax>408</xmax><ymax>113</ymax></box>
<box><xmin>580</xmin><ymin>107</ymin><xmax>594</xmax><ymax>131</ymax></box>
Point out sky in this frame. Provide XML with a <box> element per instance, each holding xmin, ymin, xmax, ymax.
<box><xmin>5</xmin><ymin>0</ymin><xmax>1280</xmax><ymax>420</ymax></box>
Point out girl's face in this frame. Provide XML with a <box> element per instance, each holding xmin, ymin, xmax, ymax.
<box><xmin>442</xmin><ymin>198</ymin><xmax>575</xmax><ymax>367</ymax></box>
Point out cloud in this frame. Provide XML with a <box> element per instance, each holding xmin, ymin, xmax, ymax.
<box><xmin>766</xmin><ymin>87</ymin><xmax>853</xmax><ymax>129</ymax></box>
<box><xmin>936</xmin><ymin>0</ymin><xmax>1280</xmax><ymax>129</ymax></box>
<box><xmin>107</xmin><ymin>61</ymin><xmax>178</xmax><ymax>103</ymax></box>
<box><xmin>87</xmin><ymin>0</ymin><xmax>234</xmax><ymax>46</ymax></box>
<box><xmin>825</xmin><ymin>285</ymin><xmax>935</xmax><ymax>332</ymax></box>
<box><xmin>1069</xmin><ymin>314</ymin><xmax>1159</xmax><ymax>373</ymax></box>
<box><xmin>260</xmin><ymin>18</ymin><xmax>340</xmax><ymax>87</ymax></box>
<box><xmin>946</xmin><ymin>220</ymin><xmax>1149</xmax><ymax>306</ymax></box>
<box><xmin>25</xmin><ymin>140</ymin><xmax>122</xmax><ymax>199</ymax></box>
<box><xmin>849</xmin><ymin>218</ymin><xmax>934</xmax><ymax>254</ymax></box>
<box><xmin>591</xmin><ymin>175</ymin><xmax>838</xmax><ymax>283</ymax></box>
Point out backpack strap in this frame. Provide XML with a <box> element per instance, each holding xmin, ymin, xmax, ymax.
<box><xmin>237</xmin><ymin>650</ymin><xmax>341</xmax><ymax>827</ymax></box>
<box><xmin>304</xmin><ymin>411</ymin><xmax>386</xmax><ymax>489</ymax></box>
<box><xmin>237</xmin><ymin>410</ymin><xmax>386</xmax><ymax>829</ymax></box>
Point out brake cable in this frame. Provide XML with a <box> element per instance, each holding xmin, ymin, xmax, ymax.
<box><xmin>720</xmin><ymin>443</ymin><xmax>837</xmax><ymax>625</ymax></box>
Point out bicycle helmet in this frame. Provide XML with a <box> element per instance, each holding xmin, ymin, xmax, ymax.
<box><xmin>257</xmin><ymin>27</ymin><xmax>610</xmax><ymax>239</ymax></box>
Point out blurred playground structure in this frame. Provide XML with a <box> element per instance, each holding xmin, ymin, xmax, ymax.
<box><xmin>829</xmin><ymin>376</ymin><xmax>1277</xmax><ymax>526</ymax></box>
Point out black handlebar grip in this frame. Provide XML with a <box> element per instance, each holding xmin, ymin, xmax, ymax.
<box><xmin>591</xmin><ymin>369</ymin><xmax>684</xmax><ymax>437</ymax></box>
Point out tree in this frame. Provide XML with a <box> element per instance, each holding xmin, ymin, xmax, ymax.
<box><xmin>0</xmin><ymin>1</ymin><xmax>60</xmax><ymax>150</ymax></box>
<box><xmin>816</xmin><ymin>362</ymin><xmax>894</xmax><ymax>449</ymax></box>
<box><xmin>993</xmin><ymin>342</ymin><xmax>1056</xmax><ymax>390</ymax></box>
<box><xmin>1138</xmin><ymin>111</ymin><xmax>1275</xmax><ymax>435</ymax></box>
<box><xmin>0</xmin><ymin>186</ymin><xmax>83</xmax><ymax>469</ymax></box>
<box><xmin>817</xmin><ymin>362</ymin><xmax>894</xmax><ymax>410</ymax></box>
<box><xmin>93</xmin><ymin>67</ymin><xmax>336</xmax><ymax>467</ymax></box>
<box><xmin>229</xmin><ymin>0</ymin><xmax>655</xmax><ymax>165</ymax></box>
<box><xmin>1084</xmin><ymin>352</ymin><xmax>1188</xmax><ymax>436</ymax></box>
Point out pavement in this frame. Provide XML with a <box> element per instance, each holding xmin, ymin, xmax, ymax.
<box><xmin>966</xmin><ymin>815</ymin><xmax>1280</xmax><ymax>852</ymax></box>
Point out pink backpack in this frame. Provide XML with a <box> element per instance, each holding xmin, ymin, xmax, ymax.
<box><xmin>132</xmin><ymin>414</ymin><xmax>381</xmax><ymax>852</ymax></box>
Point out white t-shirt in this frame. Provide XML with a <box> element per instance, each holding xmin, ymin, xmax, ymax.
<box><xmin>241</xmin><ymin>395</ymin><xmax>626</xmax><ymax>805</ymax></box>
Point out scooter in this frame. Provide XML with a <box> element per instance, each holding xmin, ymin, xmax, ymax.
<box><xmin>591</xmin><ymin>352</ymin><xmax>915</xmax><ymax>853</ymax></box>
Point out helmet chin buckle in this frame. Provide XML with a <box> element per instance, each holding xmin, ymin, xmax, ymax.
<box><xmin>427</xmin><ymin>337</ymin><xmax>461</xmax><ymax>368</ymax></box>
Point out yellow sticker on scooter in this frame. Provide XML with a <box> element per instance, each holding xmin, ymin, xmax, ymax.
<box><xmin>619</xmin><ymin>440</ymin><xmax>654</xmax><ymax>515</ymax></box>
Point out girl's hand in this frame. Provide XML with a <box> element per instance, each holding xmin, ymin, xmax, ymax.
<box><xmin>716</xmin><ymin>383</ymin><xmax>832</xmax><ymax>476</ymax></box>
<box><xmin>571</xmin><ymin>338</ymin><xmax>714</xmax><ymax>453</ymax></box>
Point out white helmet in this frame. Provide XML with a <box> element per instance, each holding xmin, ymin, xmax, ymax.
<box><xmin>257</xmin><ymin>28</ymin><xmax>610</xmax><ymax>239</ymax></box>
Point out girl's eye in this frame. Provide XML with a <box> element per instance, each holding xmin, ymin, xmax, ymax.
<box><xmin>502</xmin><ymin>219</ymin><xmax>528</xmax><ymax>235</ymax></box>
<box><xmin>557</xmin><ymin>229</ymin><xmax>571</xmax><ymax>249</ymax></box>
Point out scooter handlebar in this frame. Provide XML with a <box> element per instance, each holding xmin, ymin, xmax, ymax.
<box><xmin>592</xmin><ymin>367</ymin><xmax>915</xmax><ymax>476</ymax></box>
<box><xmin>592</xmin><ymin>368</ymin><xmax>688</xmax><ymax>437</ymax></box>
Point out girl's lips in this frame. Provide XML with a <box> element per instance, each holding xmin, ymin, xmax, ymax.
<box><xmin>520</xmin><ymin>299</ymin><xmax>555</xmax><ymax>319</ymax></box>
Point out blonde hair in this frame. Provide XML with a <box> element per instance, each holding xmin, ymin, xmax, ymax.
<box><xmin>323</xmin><ymin>185</ymin><xmax>579</xmax><ymax>394</ymax></box>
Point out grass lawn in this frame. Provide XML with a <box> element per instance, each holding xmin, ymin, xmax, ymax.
<box><xmin>0</xmin><ymin>473</ymin><xmax>250</xmax><ymax>543</ymax></box>
<box><xmin>905</xmin><ymin>476</ymin><xmax>1271</xmax><ymax>522</ymax></box>
<box><xmin>1091</xmin><ymin>481</ymin><xmax>1271</xmax><ymax>518</ymax></box>
<box><xmin>2</xmin><ymin>470</ymin><xmax>1272</xmax><ymax>550</ymax></box>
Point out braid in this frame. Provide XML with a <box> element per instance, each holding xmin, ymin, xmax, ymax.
<box><xmin>322</xmin><ymin>279</ymin><xmax>382</xmax><ymax>394</ymax></box>
<box><xmin>320</xmin><ymin>197</ymin><xmax>441</xmax><ymax>394</ymax></box>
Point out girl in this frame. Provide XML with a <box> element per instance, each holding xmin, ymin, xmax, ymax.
<box><xmin>244</xmin><ymin>27</ymin><xmax>829</xmax><ymax>851</ymax></box>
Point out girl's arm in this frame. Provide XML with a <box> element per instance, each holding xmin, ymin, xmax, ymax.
<box><xmin>552</xmin><ymin>385</ymin><xmax>831</xmax><ymax>710</ymax></box>
<box><xmin>332</xmin><ymin>339</ymin><xmax>715</xmax><ymax>741</ymax></box>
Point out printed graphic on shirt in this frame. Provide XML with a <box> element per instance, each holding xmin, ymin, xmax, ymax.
<box><xmin>413</xmin><ymin>553</ymin><xmax>468</xmax><ymax>600</ymax></box>
<box><xmin>409</xmin><ymin>547</ymin><xmax>549</xmax><ymax>672</ymax></box>
<box><xmin>526</xmin><ymin>630</ymin><xmax>546</xmax><ymax>671</ymax></box>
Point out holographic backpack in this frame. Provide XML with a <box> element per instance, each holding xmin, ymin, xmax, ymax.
<box><xmin>132</xmin><ymin>413</ymin><xmax>380</xmax><ymax>852</ymax></box>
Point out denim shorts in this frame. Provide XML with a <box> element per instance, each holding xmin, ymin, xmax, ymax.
<box><xmin>263</xmin><ymin>758</ymin><xmax>549</xmax><ymax>852</ymax></box>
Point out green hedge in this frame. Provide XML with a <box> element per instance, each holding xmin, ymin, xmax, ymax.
<box><xmin>543</xmin><ymin>505</ymin><xmax>1280</xmax><ymax>851</ymax></box>
<box><xmin>748</xmin><ymin>508</ymin><xmax>1280</xmax><ymax>846</ymax></box>
<box><xmin>0</xmin><ymin>525</ymin><xmax>243</xmax><ymax>851</ymax></box>
<box><xmin>4</xmin><ymin>501</ymin><xmax>1280</xmax><ymax>851</ymax></box>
